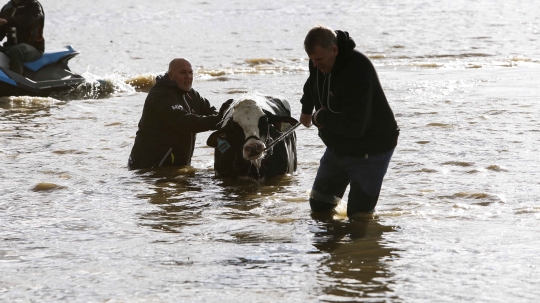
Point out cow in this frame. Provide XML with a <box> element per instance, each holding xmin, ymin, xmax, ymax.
<box><xmin>206</xmin><ymin>95</ymin><xmax>299</xmax><ymax>181</ymax></box>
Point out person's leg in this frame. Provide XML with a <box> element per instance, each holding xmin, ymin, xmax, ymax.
<box><xmin>309</xmin><ymin>148</ymin><xmax>350</xmax><ymax>212</ymax></box>
<box><xmin>345</xmin><ymin>149</ymin><xmax>394</xmax><ymax>216</ymax></box>
<box><xmin>7</xmin><ymin>43</ymin><xmax>42</xmax><ymax>75</ymax></box>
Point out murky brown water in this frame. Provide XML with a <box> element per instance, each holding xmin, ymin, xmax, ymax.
<box><xmin>1</xmin><ymin>0</ymin><xmax>540</xmax><ymax>302</ymax></box>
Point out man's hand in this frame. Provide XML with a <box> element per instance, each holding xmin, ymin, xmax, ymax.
<box><xmin>0</xmin><ymin>19</ymin><xmax>8</xmax><ymax>26</ymax></box>
<box><xmin>300</xmin><ymin>113</ymin><xmax>312</xmax><ymax>127</ymax></box>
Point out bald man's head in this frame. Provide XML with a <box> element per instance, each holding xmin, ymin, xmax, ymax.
<box><xmin>168</xmin><ymin>58</ymin><xmax>193</xmax><ymax>91</ymax></box>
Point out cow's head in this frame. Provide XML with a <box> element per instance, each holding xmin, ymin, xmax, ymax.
<box><xmin>207</xmin><ymin>96</ymin><xmax>298</xmax><ymax>179</ymax></box>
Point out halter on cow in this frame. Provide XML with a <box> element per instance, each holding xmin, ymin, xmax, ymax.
<box><xmin>206</xmin><ymin>95</ymin><xmax>299</xmax><ymax>181</ymax></box>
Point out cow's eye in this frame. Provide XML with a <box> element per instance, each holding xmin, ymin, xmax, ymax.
<box><xmin>220</xmin><ymin>133</ymin><xmax>227</xmax><ymax>138</ymax></box>
<box><xmin>258</xmin><ymin>116</ymin><xmax>269</xmax><ymax>126</ymax></box>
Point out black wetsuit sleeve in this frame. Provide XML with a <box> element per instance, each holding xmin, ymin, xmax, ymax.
<box><xmin>152</xmin><ymin>91</ymin><xmax>220</xmax><ymax>133</ymax></box>
<box><xmin>5</xmin><ymin>1</ymin><xmax>43</xmax><ymax>27</ymax></box>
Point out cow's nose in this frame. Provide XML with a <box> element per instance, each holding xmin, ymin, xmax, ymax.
<box><xmin>244</xmin><ymin>144</ymin><xmax>257</xmax><ymax>154</ymax></box>
<box><xmin>244</xmin><ymin>143</ymin><xmax>263</xmax><ymax>158</ymax></box>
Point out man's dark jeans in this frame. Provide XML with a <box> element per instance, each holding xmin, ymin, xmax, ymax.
<box><xmin>3</xmin><ymin>43</ymin><xmax>43</xmax><ymax>75</ymax></box>
<box><xmin>309</xmin><ymin>148</ymin><xmax>395</xmax><ymax>217</ymax></box>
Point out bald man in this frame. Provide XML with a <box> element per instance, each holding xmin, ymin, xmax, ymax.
<box><xmin>128</xmin><ymin>58</ymin><xmax>231</xmax><ymax>169</ymax></box>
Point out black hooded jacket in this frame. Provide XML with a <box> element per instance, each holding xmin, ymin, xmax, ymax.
<box><xmin>128</xmin><ymin>74</ymin><xmax>220</xmax><ymax>169</ymax></box>
<box><xmin>300</xmin><ymin>30</ymin><xmax>399</xmax><ymax>156</ymax></box>
<box><xmin>0</xmin><ymin>0</ymin><xmax>45</xmax><ymax>52</ymax></box>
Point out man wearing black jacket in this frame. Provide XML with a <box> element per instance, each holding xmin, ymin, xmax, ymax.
<box><xmin>0</xmin><ymin>0</ymin><xmax>45</xmax><ymax>75</ymax></box>
<box><xmin>299</xmin><ymin>25</ymin><xmax>399</xmax><ymax>216</ymax></box>
<box><xmin>128</xmin><ymin>58</ymin><xmax>230</xmax><ymax>169</ymax></box>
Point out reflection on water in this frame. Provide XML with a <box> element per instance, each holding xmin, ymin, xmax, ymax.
<box><xmin>132</xmin><ymin>165</ymin><xmax>400</xmax><ymax>301</ymax></box>
<box><xmin>311</xmin><ymin>213</ymin><xmax>399</xmax><ymax>302</ymax></box>
<box><xmin>136</xmin><ymin>166</ymin><xmax>209</xmax><ymax>233</ymax></box>
<box><xmin>0</xmin><ymin>96</ymin><xmax>62</xmax><ymax>120</ymax></box>
<box><xmin>136</xmin><ymin>166</ymin><xmax>299</xmax><ymax>233</ymax></box>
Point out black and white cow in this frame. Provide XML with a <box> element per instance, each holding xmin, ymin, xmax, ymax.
<box><xmin>207</xmin><ymin>95</ymin><xmax>299</xmax><ymax>180</ymax></box>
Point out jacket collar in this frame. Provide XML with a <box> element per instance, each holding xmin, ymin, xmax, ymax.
<box><xmin>156</xmin><ymin>73</ymin><xmax>191</xmax><ymax>94</ymax></box>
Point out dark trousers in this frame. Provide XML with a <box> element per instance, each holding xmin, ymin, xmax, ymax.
<box><xmin>4</xmin><ymin>43</ymin><xmax>43</xmax><ymax>75</ymax></box>
<box><xmin>309</xmin><ymin>148</ymin><xmax>394</xmax><ymax>216</ymax></box>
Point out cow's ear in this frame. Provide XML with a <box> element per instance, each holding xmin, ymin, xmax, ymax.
<box><xmin>270</xmin><ymin>116</ymin><xmax>300</xmax><ymax>132</ymax></box>
<box><xmin>281</xmin><ymin>116</ymin><xmax>299</xmax><ymax>126</ymax></box>
<box><xmin>207</xmin><ymin>131</ymin><xmax>220</xmax><ymax>147</ymax></box>
<box><xmin>268</xmin><ymin>115</ymin><xmax>299</xmax><ymax>125</ymax></box>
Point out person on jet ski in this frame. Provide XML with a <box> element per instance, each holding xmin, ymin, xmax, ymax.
<box><xmin>128</xmin><ymin>58</ymin><xmax>232</xmax><ymax>169</ymax></box>
<box><xmin>0</xmin><ymin>0</ymin><xmax>45</xmax><ymax>75</ymax></box>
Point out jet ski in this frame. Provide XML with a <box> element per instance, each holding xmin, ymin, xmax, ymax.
<box><xmin>0</xmin><ymin>45</ymin><xmax>85</xmax><ymax>97</ymax></box>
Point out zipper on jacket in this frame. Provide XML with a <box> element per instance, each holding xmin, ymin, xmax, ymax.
<box><xmin>184</xmin><ymin>91</ymin><xmax>195</xmax><ymax>164</ymax></box>
<box><xmin>182</xmin><ymin>94</ymin><xmax>191</xmax><ymax>112</ymax></box>
<box><xmin>10</xmin><ymin>7</ymin><xmax>18</xmax><ymax>44</ymax></box>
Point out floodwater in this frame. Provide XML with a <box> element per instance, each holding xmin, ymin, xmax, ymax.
<box><xmin>1</xmin><ymin>0</ymin><xmax>539</xmax><ymax>302</ymax></box>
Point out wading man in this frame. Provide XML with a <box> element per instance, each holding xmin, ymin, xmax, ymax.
<box><xmin>128</xmin><ymin>58</ymin><xmax>230</xmax><ymax>169</ymax></box>
<box><xmin>0</xmin><ymin>0</ymin><xmax>45</xmax><ymax>75</ymax></box>
<box><xmin>299</xmin><ymin>25</ymin><xmax>399</xmax><ymax>217</ymax></box>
